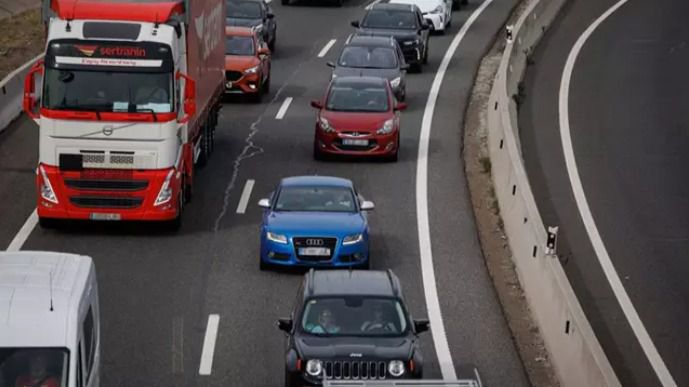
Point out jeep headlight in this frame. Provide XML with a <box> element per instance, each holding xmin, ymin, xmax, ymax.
<box><xmin>306</xmin><ymin>359</ymin><xmax>323</xmax><ymax>376</ymax></box>
<box><xmin>388</xmin><ymin>360</ymin><xmax>405</xmax><ymax>377</ymax></box>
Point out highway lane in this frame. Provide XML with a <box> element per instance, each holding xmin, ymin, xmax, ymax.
<box><xmin>0</xmin><ymin>0</ymin><xmax>527</xmax><ymax>386</ymax></box>
<box><xmin>521</xmin><ymin>0</ymin><xmax>689</xmax><ymax>386</ymax></box>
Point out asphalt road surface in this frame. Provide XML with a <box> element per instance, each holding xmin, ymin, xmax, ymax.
<box><xmin>520</xmin><ymin>0</ymin><xmax>689</xmax><ymax>386</ymax></box>
<box><xmin>0</xmin><ymin>0</ymin><xmax>529</xmax><ymax>385</ymax></box>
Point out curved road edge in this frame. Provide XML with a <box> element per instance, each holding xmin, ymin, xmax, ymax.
<box><xmin>464</xmin><ymin>0</ymin><xmax>620</xmax><ymax>386</ymax></box>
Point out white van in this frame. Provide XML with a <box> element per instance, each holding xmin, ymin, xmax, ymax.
<box><xmin>0</xmin><ymin>252</ymin><xmax>100</xmax><ymax>387</ymax></box>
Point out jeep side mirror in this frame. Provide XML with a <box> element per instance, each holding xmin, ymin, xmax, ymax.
<box><xmin>351</xmin><ymin>20</ymin><xmax>360</xmax><ymax>28</ymax></box>
<box><xmin>414</xmin><ymin>319</ymin><xmax>429</xmax><ymax>333</ymax></box>
<box><xmin>277</xmin><ymin>318</ymin><xmax>293</xmax><ymax>332</ymax></box>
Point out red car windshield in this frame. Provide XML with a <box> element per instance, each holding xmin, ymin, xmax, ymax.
<box><xmin>326</xmin><ymin>85</ymin><xmax>389</xmax><ymax>113</ymax></box>
<box><xmin>226</xmin><ymin>36</ymin><xmax>255</xmax><ymax>56</ymax></box>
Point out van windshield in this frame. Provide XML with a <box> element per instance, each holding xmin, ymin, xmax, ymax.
<box><xmin>0</xmin><ymin>348</ymin><xmax>69</xmax><ymax>387</ymax></box>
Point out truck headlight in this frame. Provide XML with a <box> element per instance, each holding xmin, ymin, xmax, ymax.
<box><xmin>39</xmin><ymin>165</ymin><xmax>58</xmax><ymax>204</ymax></box>
<box><xmin>154</xmin><ymin>169</ymin><xmax>175</xmax><ymax>206</ymax></box>
<box><xmin>388</xmin><ymin>360</ymin><xmax>405</xmax><ymax>377</ymax></box>
<box><xmin>244</xmin><ymin>65</ymin><xmax>259</xmax><ymax>74</ymax></box>
<box><xmin>306</xmin><ymin>359</ymin><xmax>323</xmax><ymax>376</ymax></box>
<box><xmin>266</xmin><ymin>231</ymin><xmax>288</xmax><ymax>244</ymax></box>
<box><xmin>343</xmin><ymin>233</ymin><xmax>363</xmax><ymax>245</ymax></box>
<box><xmin>377</xmin><ymin>119</ymin><xmax>394</xmax><ymax>135</ymax></box>
<box><xmin>390</xmin><ymin>77</ymin><xmax>401</xmax><ymax>88</ymax></box>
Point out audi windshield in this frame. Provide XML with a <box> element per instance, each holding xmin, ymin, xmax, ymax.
<box><xmin>43</xmin><ymin>40</ymin><xmax>175</xmax><ymax>114</ymax></box>
<box><xmin>274</xmin><ymin>187</ymin><xmax>357</xmax><ymax>213</ymax></box>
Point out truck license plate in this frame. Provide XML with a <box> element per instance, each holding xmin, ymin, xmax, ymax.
<box><xmin>90</xmin><ymin>213</ymin><xmax>121</xmax><ymax>221</ymax></box>
<box><xmin>299</xmin><ymin>247</ymin><xmax>330</xmax><ymax>256</ymax></box>
<box><xmin>342</xmin><ymin>139</ymin><xmax>369</xmax><ymax>146</ymax></box>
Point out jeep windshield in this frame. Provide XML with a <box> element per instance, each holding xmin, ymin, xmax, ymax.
<box><xmin>301</xmin><ymin>297</ymin><xmax>409</xmax><ymax>337</ymax></box>
<box><xmin>0</xmin><ymin>348</ymin><xmax>69</xmax><ymax>387</ymax></box>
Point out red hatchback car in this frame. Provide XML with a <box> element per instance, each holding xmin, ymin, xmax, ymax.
<box><xmin>311</xmin><ymin>76</ymin><xmax>406</xmax><ymax>161</ymax></box>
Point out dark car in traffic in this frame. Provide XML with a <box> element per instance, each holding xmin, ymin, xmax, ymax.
<box><xmin>226</xmin><ymin>0</ymin><xmax>277</xmax><ymax>51</ymax></box>
<box><xmin>351</xmin><ymin>3</ymin><xmax>430</xmax><ymax>72</ymax></box>
<box><xmin>277</xmin><ymin>269</ymin><xmax>429</xmax><ymax>386</ymax></box>
<box><xmin>328</xmin><ymin>35</ymin><xmax>409</xmax><ymax>101</ymax></box>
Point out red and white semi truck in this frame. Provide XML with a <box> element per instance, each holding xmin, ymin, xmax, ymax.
<box><xmin>24</xmin><ymin>0</ymin><xmax>225</xmax><ymax>229</ymax></box>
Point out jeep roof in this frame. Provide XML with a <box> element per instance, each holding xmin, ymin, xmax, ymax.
<box><xmin>305</xmin><ymin>269</ymin><xmax>403</xmax><ymax>298</ymax></box>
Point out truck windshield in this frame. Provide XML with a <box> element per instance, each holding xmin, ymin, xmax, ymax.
<box><xmin>43</xmin><ymin>69</ymin><xmax>174</xmax><ymax>114</ymax></box>
<box><xmin>0</xmin><ymin>348</ymin><xmax>69</xmax><ymax>387</ymax></box>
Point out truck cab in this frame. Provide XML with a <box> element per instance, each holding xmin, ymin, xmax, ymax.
<box><xmin>0</xmin><ymin>252</ymin><xmax>100</xmax><ymax>387</ymax></box>
<box><xmin>25</xmin><ymin>0</ymin><xmax>225</xmax><ymax>229</ymax></box>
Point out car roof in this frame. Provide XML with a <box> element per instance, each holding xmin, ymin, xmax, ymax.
<box><xmin>0</xmin><ymin>252</ymin><xmax>94</xmax><ymax>348</ymax></box>
<box><xmin>332</xmin><ymin>76</ymin><xmax>389</xmax><ymax>88</ymax></box>
<box><xmin>370</xmin><ymin>2</ymin><xmax>416</xmax><ymax>12</ymax></box>
<box><xmin>306</xmin><ymin>270</ymin><xmax>402</xmax><ymax>298</ymax></box>
<box><xmin>225</xmin><ymin>26</ymin><xmax>256</xmax><ymax>37</ymax></box>
<box><xmin>346</xmin><ymin>34</ymin><xmax>396</xmax><ymax>47</ymax></box>
<box><xmin>280</xmin><ymin>176</ymin><xmax>354</xmax><ymax>188</ymax></box>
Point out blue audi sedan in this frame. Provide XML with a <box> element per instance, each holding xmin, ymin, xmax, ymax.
<box><xmin>258</xmin><ymin>176</ymin><xmax>373</xmax><ymax>270</ymax></box>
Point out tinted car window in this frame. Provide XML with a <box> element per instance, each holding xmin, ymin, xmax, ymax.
<box><xmin>275</xmin><ymin>186</ymin><xmax>356</xmax><ymax>212</ymax></box>
<box><xmin>226</xmin><ymin>36</ymin><xmax>255</xmax><ymax>55</ymax></box>
<box><xmin>327</xmin><ymin>85</ymin><xmax>389</xmax><ymax>113</ymax></box>
<box><xmin>301</xmin><ymin>297</ymin><xmax>409</xmax><ymax>336</ymax></box>
<box><xmin>227</xmin><ymin>1</ymin><xmax>263</xmax><ymax>19</ymax></box>
<box><xmin>362</xmin><ymin>10</ymin><xmax>417</xmax><ymax>30</ymax></box>
<box><xmin>338</xmin><ymin>46</ymin><xmax>398</xmax><ymax>69</ymax></box>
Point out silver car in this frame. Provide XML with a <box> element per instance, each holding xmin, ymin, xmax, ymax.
<box><xmin>328</xmin><ymin>34</ymin><xmax>409</xmax><ymax>102</ymax></box>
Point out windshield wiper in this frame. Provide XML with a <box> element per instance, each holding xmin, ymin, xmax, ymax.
<box><xmin>134</xmin><ymin>108</ymin><xmax>158</xmax><ymax>122</ymax></box>
<box><xmin>52</xmin><ymin>104</ymin><xmax>103</xmax><ymax>121</ymax></box>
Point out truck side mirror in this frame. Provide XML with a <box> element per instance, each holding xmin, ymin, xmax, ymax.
<box><xmin>23</xmin><ymin>60</ymin><xmax>44</xmax><ymax>120</ymax></box>
<box><xmin>176</xmin><ymin>71</ymin><xmax>196</xmax><ymax>124</ymax></box>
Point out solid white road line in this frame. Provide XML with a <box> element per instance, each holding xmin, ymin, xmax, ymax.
<box><xmin>236</xmin><ymin>179</ymin><xmax>255</xmax><ymax>214</ymax></box>
<box><xmin>317</xmin><ymin>39</ymin><xmax>337</xmax><ymax>58</ymax></box>
<box><xmin>6</xmin><ymin>210</ymin><xmax>38</xmax><ymax>252</ymax></box>
<box><xmin>198</xmin><ymin>314</ymin><xmax>220</xmax><ymax>376</ymax></box>
<box><xmin>559</xmin><ymin>1</ymin><xmax>677</xmax><ymax>386</ymax></box>
<box><xmin>275</xmin><ymin>97</ymin><xmax>293</xmax><ymax>120</ymax></box>
<box><xmin>415</xmin><ymin>0</ymin><xmax>494</xmax><ymax>380</ymax></box>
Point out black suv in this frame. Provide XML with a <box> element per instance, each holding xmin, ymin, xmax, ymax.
<box><xmin>351</xmin><ymin>3</ymin><xmax>430</xmax><ymax>72</ymax></box>
<box><xmin>277</xmin><ymin>269</ymin><xmax>429</xmax><ymax>386</ymax></box>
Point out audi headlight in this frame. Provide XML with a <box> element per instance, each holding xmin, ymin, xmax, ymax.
<box><xmin>266</xmin><ymin>231</ymin><xmax>288</xmax><ymax>244</ymax></box>
<box><xmin>430</xmin><ymin>5</ymin><xmax>443</xmax><ymax>14</ymax></box>
<box><xmin>319</xmin><ymin>116</ymin><xmax>335</xmax><ymax>133</ymax></box>
<box><xmin>38</xmin><ymin>165</ymin><xmax>58</xmax><ymax>204</ymax></box>
<box><xmin>388</xmin><ymin>360</ymin><xmax>405</xmax><ymax>377</ymax></box>
<box><xmin>343</xmin><ymin>233</ymin><xmax>363</xmax><ymax>245</ymax></box>
<box><xmin>154</xmin><ymin>169</ymin><xmax>175</xmax><ymax>206</ymax></box>
<box><xmin>390</xmin><ymin>77</ymin><xmax>401</xmax><ymax>88</ymax></box>
<box><xmin>244</xmin><ymin>65</ymin><xmax>259</xmax><ymax>74</ymax></box>
<box><xmin>377</xmin><ymin>119</ymin><xmax>394</xmax><ymax>135</ymax></box>
<box><xmin>306</xmin><ymin>359</ymin><xmax>323</xmax><ymax>376</ymax></box>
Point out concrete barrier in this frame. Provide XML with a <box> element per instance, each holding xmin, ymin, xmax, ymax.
<box><xmin>0</xmin><ymin>55</ymin><xmax>43</xmax><ymax>135</ymax></box>
<box><xmin>486</xmin><ymin>0</ymin><xmax>621</xmax><ymax>386</ymax></box>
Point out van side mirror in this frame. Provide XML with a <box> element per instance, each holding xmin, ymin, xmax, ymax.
<box><xmin>23</xmin><ymin>60</ymin><xmax>44</xmax><ymax>120</ymax></box>
<box><xmin>176</xmin><ymin>71</ymin><xmax>196</xmax><ymax>124</ymax></box>
<box><xmin>414</xmin><ymin>319</ymin><xmax>429</xmax><ymax>333</ymax></box>
<box><xmin>351</xmin><ymin>20</ymin><xmax>360</xmax><ymax>28</ymax></box>
<box><xmin>277</xmin><ymin>318</ymin><xmax>293</xmax><ymax>333</ymax></box>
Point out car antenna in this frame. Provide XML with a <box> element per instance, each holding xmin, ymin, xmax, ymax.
<box><xmin>49</xmin><ymin>269</ymin><xmax>54</xmax><ymax>312</ymax></box>
<box><xmin>154</xmin><ymin>13</ymin><xmax>160</xmax><ymax>29</ymax></box>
